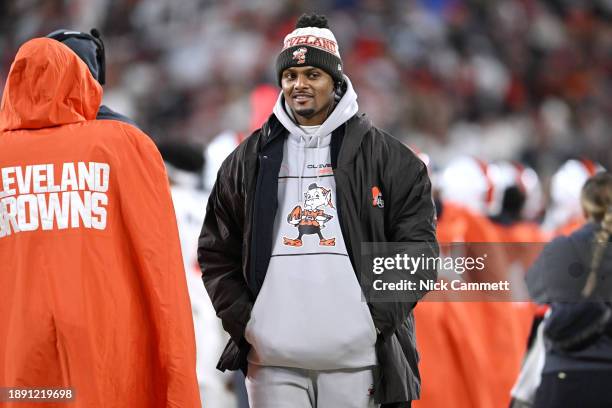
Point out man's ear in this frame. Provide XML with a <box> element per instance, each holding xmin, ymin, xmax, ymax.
<box><xmin>333</xmin><ymin>83</ymin><xmax>342</xmax><ymax>102</ymax></box>
<box><xmin>334</xmin><ymin>80</ymin><xmax>344</xmax><ymax>102</ymax></box>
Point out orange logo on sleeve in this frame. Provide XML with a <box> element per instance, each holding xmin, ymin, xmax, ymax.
<box><xmin>371</xmin><ymin>186</ymin><xmax>384</xmax><ymax>208</ymax></box>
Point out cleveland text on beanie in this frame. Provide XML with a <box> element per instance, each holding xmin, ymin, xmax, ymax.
<box><xmin>275</xmin><ymin>13</ymin><xmax>343</xmax><ymax>85</ymax></box>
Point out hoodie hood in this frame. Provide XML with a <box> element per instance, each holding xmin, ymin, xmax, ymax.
<box><xmin>273</xmin><ymin>74</ymin><xmax>359</xmax><ymax>147</ymax></box>
<box><xmin>272</xmin><ymin>74</ymin><xmax>359</xmax><ymax>200</ymax></box>
<box><xmin>0</xmin><ymin>38</ymin><xmax>102</xmax><ymax>131</ymax></box>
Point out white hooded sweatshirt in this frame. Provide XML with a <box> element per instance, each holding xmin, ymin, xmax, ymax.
<box><xmin>244</xmin><ymin>76</ymin><xmax>377</xmax><ymax>370</ymax></box>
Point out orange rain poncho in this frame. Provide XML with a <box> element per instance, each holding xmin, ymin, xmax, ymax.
<box><xmin>0</xmin><ymin>38</ymin><xmax>200</xmax><ymax>407</ymax></box>
<box><xmin>415</xmin><ymin>202</ymin><xmax>535</xmax><ymax>408</ymax></box>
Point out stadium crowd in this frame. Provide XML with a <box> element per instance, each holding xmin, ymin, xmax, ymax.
<box><xmin>1</xmin><ymin>0</ymin><xmax>610</xmax><ymax>175</ymax></box>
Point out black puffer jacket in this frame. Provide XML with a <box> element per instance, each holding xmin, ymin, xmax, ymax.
<box><xmin>198</xmin><ymin>113</ymin><xmax>438</xmax><ymax>406</ymax></box>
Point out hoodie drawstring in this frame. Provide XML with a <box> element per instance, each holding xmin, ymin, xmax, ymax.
<box><xmin>316</xmin><ymin>135</ymin><xmax>321</xmax><ymax>187</ymax></box>
<box><xmin>298</xmin><ymin>136</ymin><xmax>305</xmax><ymax>201</ymax></box>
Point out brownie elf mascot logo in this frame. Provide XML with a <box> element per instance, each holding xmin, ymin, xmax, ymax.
<box><xmin>292</xmin><ymin>47</ymin><xmax>308</xmax><ymax>64</ymax></box>
<box><xmin>283</xmin><ymin>183</ymin><xmax>336</xmax><ymax>247</ymax></box>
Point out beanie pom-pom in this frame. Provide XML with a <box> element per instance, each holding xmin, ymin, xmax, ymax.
<box><xmin>295</xmin><ymin>13</ymin><xmax>329</xmax><ymax>29</ymax></box>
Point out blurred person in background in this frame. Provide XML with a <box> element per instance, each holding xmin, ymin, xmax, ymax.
<box><xmin>487</xmin><ymin>160</ymin><xmax>549</xmax><ymax>272</ymax></box>
<box><xmin>488</xmin><ymin>161</ymin><xmax>547</xmax><ymax>240</ymax></box>
<box><xmin>159</xmin><ymin>142</ymin><xmax>236</xmax><ymax>408</ymax></box>
<box><xmin>526</xmin><ymin>172</ymin><xmax>612</xmax><ymax>408</ymax></box>
<box><xmin>46</xmin><ymin>28</ymin><xmax>138</xmax><ymax>128</ymax></box>
<box><xmin>543</xmin><ymin>158</ymin><xmax>605</xmax><ymax>236</ymax></box>
<box><xmin>198</xmin><ymin>12</ymin><xmax>437</xmax><ymax>408</ymax></box>
<box><xmin>204</xmin><ymin>84</ymin><xmax>277</xmax><ymax>192</ymax></box>
<box><xmin>0</xmin><ymin>38</ymin><xmax>200</xmax><ymax>406</ymax></box>
<box><xmin>203</xmin><ymin>83</ymin><xmax>278</xmax><ymax>408</ymax></box>
<box><xmin>415</xmin><ymin>155</ymin><xmax>534</xmax><ymax>408</ymax></box>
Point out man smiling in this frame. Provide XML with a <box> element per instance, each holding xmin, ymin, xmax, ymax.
<box><xmin>281</xmin><ymin>65</ymin><xmax>336</xmax><ymax>124</ymax></box>
<box><xmin>199</xmin><ymin>13</ymin><xmax>437</xmax><ymax>408</ymax></box>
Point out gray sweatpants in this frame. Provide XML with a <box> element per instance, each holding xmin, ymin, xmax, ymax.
<box><xmin>245</xmin><ymin>364</ymin><xmax>379</xmax><ymax>408</ymax></box>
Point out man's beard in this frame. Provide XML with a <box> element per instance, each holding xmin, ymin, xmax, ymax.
<box><xmin>294</xmin><ymin>108</ymin><xmax>316</xmax><ymax>118</ymax></box>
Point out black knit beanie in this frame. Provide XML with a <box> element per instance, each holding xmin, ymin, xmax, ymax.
<box><xmin>46</xmin><ymin>29</ymin><xmax>106</xmax><ymax>85</ymax></box>
<box><xmin>275</xmin><ymin>13</ymin><xmax>343</xmax><ymax>85</ymax></box>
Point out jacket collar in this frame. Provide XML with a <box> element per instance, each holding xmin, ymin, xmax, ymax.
<box><xmin>336</xmin><ymin>113</ymin><xmax>372</xmax><ymax>168</ymax></box>
<box><xmin>260</xmin><ymin>113</ymin><xmax>286</xmax><ymax>148</ymax></box>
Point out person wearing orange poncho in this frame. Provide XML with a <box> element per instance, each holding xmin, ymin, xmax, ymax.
<box><xmin>414</xmin><ymin>156</ymin><xmax>535</xmax><ymax>408</ymax></box>
<box><xmin>0</xmin><ymin>38</ymin><xmax>200</xmax><ymax>407</ymax></box>
<box><xmin>487</xmin><ymin>164</ymin><xmax>551</xmax><ymax>408</ymax></box>
<box><xmin>416</xmin><ymin>200</ymin><xmax>522</xmax><ymax>408</ymax></box>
